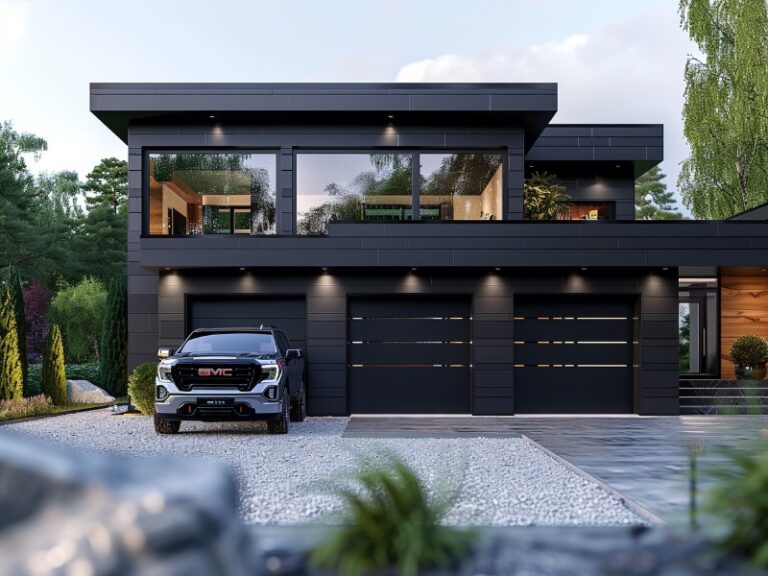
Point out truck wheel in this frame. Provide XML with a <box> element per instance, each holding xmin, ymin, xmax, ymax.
<box><xmin>290</xmin><ymin>380</ymin><xmax>307</xmax><ymax>422</ymax></box>
<box><xmin>154</xmin><ymin>413</ymin><xmax>181</xmax><ymax>434</ymax></box>
<box><xmin>267</xmin><ymin>389</ymin><xmax>290</xmax><ymax>434</ymax></box>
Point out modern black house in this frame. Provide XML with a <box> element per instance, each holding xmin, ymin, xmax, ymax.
<box><xmin>90</xmin><ymin>82</ymin><xmax>768</xmax><ymax>416</ymax></box>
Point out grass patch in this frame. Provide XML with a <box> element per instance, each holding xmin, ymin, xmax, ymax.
<box><xmin>0</xmin><ymin>394</ymin><xmax>123</xmax><ymax>423</ymax></box>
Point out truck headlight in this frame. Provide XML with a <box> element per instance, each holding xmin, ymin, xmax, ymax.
<box><xmin>157</xmin><ymin>360</ymin><xmax>176</xmax><ymax>383</ymax></box>
<box><xmin>261</xmin><ymin>364</ymin><xmax>279</xmax><ymax>382</ymax></box>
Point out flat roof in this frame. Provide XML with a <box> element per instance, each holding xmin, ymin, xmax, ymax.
<box><xmin>90</xmin><ymin>82</ymin><xmax>558</xmax><ymax>146</ymax></box>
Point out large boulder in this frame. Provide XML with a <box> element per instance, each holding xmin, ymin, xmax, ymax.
<box><xmin>67</xmin><ymin>379</ymin><xmax>116</xmax><ymax>404</ymax></box>
<box><xmin>0</xmin><ymin>432</ymin><xmax>263</xmax><ymax>575</ymax></box>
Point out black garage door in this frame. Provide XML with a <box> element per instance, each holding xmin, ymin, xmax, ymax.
<box><xmin>514</xmin><ymin>296</ymin><xmax>635</xmax><ymax>413</ymax></box>
<box><xmin>348</xmin><ymin>297</ymin><xmax>471</xmax><ymax>414</ymax></box>
<box><xmin>188</xmin><ymin>296</ymin><xmax>306</xmax><ymax>351</ymax></box>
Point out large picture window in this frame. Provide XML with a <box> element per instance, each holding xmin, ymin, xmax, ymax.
<box><xmin>420</xmin><ymin>153</ymin><xmax>503</xmax><ymax>221</ymax></box>
<box><xmin>296</xmin><ymin>153</ymin><xmax>413</xmax><ymax>235</ymax></box>
<box><xmin>147</xmin><ymin>152</ymin><xmax>276</xmax><ymax>235</ymax></box>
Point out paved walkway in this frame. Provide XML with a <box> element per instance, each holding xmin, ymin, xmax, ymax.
<box><xmin>344</xmin><ymin>415</ymin><xmax>768</xmax><ymax>524</ymax></box>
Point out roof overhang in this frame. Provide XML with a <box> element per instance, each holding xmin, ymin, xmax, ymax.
<box><xmin>90</xmin><ymin>82</ymin><xmax>558</xmax><ymax>149</ymax></box>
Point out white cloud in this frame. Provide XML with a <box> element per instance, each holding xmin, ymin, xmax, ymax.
<box><xmin>394</xmin><ymin>5</ymin><xmax>694</xmax><ymax>214</ymax></box>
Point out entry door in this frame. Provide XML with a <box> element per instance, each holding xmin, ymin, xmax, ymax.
<box><xmin>513</xmin><ymin>296</ymin><xmax>635</xmax><ymax>413</ymax></box>
<box><xmin>347</xmin><ymin>297</ymin><xmax>471</xmax><ymax>414</ymax></box>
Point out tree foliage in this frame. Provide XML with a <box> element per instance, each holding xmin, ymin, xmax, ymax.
<box><xmin>24</xmin><ymin>282</ymin><xmax>51</xmax><ymax>361</ymax></box>
<box><xmin>48</xmin><ymin>278</ymin><xmax>107</xmax><ymax>363</ymax></box>
<box><xmin>100</xmin><ymin>276</ymin><xmax>127</xmax><ymax>397</ymax></box>
<box><xmin>523</xmin><ymin>172</ymin><xmax>571</xmax><ymax>220</ymax></box>
<box><xmin>41</xmin><ymin>323</ymin><xmax>67</xmax><ymax>405</ymax></box>
<box><xmin>5</xmin><ymin>266</ymin><xmax>28</xmax><ymax>394</ymax></box>
<box><xmin>81</xmin><ymin>158</ymin><xmax>128</xmax><ymax>281</ymax></box>
<box><xmin>679</xmin><ymin>0</ymin><xmax>768</xmax><ymax>218</ymax></box>
<box><xmin>636</xmin><ymin>166</ymin><xmax>683</xmax><ymax>220</ymax></box>
<box><xmin>0</xmin><ymin>287</ymin><xmax>23</xmax><ymax>401</ymax></box>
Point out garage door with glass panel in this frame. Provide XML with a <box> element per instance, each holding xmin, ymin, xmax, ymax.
<box><xmin>513</xmin><ymin>296</ymin><xmax>635</xmax><ymax>413</ymax></box>
<box><xmin>348</xmin><ymin>297</ymin><xmax>471</xmax><ymax>414</ymax></box>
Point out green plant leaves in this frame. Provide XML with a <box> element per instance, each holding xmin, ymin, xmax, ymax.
<box><xmin>310</xmin><ymin>452</ymin><xmax>477</xmax><ymax>576</ymax></box>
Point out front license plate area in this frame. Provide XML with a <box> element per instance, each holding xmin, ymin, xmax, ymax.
<box><xmin>196</xmin><ymin>397</ymin><xmax>235</xmax><ymax>407</ymax></box>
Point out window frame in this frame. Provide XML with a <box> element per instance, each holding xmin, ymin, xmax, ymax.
<box><xmin>142</xmin><ymin>148</ymin><xmax>279</xmax><ymax>237</ymax></box>
<box><xmin>293</xmin><ymin>148</ymin><xmax>507</xmax><ymax>235</ymax></box>
<box><xmin>678</xmin><ymin>279</ymin><xmax>720</xmax><ymax>379</ymax></box>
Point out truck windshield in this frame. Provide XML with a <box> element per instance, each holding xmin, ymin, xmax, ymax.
<box><xmin>179</xmin><ymin>332</ymin><xmax>278</xmax><ymax>355</ymax></box>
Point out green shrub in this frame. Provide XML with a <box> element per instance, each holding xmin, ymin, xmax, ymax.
<box><xmin>48</xmin><ymin>277</ymin><xmax>106</xmax><ymax>363</ymax></box>
<box><xmin>0</xmin><ymin>287</ymin><xmax>23</xmax><ymax>401</ymax></box>
<box><xmin>28</xmin><ymin>362</ymin><xmax>102</xmax><ymax>397</ymax></box>
<box><xmin>6</xmin><ymin>266</ymin><xmax>28</xmax><ymax>395</ymax></box>
<box><xmin>42</xmin><ymin>324</ymin><xmax>67</xmax><ymax>405</ymax></box>
<box><xmin>707</xmin><ymin>441</ymin><xmax>768</xmax><ymax>568</ymax></box>
<box><xmin>310</xmin><ymin>454</ymin><xmax>477</xmax><ymax>576</ymax></box>
<box><xmin>66</xmin><ymin>362</ymin><xmax>102</xmax><ymax>386</ymax></box>
<box><xmin>730</xmin><ymin>335</ymin><xmax>768</xmax><ymax>367</ymax></box>
<box><xmin>0</xmin><ymin>394</ymin><xmax>53</xmax><ymax>422</ymax></box>
<box><xmin>100</xmin><ymin>276</ymin><xmax>127</xmax><ymax>396</ymax></box>
<box><xmin>128</xmin><ymin>362</ymin><xmax>157</xmax><ymax>416</ymax></box>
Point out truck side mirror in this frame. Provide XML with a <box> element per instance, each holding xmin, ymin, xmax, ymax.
<box><xmin>286</xmin><ymin>349</ymin><xmax>302</xmax><ymax>361</ymax></box>
<box><xmin>158</xmin><ymin>347</ymin><xmax>176</xmax><ymax>359</ymax></box>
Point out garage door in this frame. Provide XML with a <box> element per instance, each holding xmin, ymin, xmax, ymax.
<box><xmin>514</xmin><ymin>296</ymin><xmax>635</xmax><ymax>413</ymax></box>
<box><xmin>348</xmin><ymin>297</ymin><xmax>471</xmax><ymax>414</ymax></box>
<box><xmin>188</xmin><ymin>296</ymin><xmax>306</xmax><ymax>351</ymax></box>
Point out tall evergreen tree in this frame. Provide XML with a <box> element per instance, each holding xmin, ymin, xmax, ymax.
<box><xmin>82</xmin><ymin>158</ymin><xmax>128</xmax><ymax>282</ymax></box>
<box><xmin>41</xmin><ymin>323</ymin><xmax>67</xmax><ymax>405</ymax></box>
<box><xmin>100</xmin><ymin>276</ymin><xmax>127</xmax><ymax>397</ymax></box>
<box><xmin>635</xmin><ymin>166</ymin><xmax>683</xmax><ymax>220</ymax></box>
<box><xmin>5</xmin><ymin>266</ymin><xmax>28</xmax><ymax>394</ymax></box>
<box><xmin>679</xmin><ymin>0</ymin><xmax>768</xmax><ymax>218</ymax></box>
<box><xmin>0</xmin><ymin>287</ymin><xmax>23</xmax><ymax>401</ymax></box>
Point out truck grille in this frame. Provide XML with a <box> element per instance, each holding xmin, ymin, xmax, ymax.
<box><xmin>171</xmin><ymin>364</ymin><xmax>262</xmax><ymax>392</ymax></box>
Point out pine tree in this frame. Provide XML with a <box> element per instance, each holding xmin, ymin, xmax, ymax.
<box><xmin>6</xmin><ymin>266</ymin><xmax>28</xmax><ymax>394</ymax></box>
<box><xmin>100</xmin><ymin>276</ymin><xmax>127</xmax><ymax>397</ymax></box>
<box><xmin>635</xmin><ymin>166</ymin><xmax>683</xmax><ymax>220</ymax></box>
<box><xmin>0</xmin><ymin>287</ymin><xmax>23</xmax><ymax>401</ymax></box>
<box><xmin>41</xmin><ymin>323</ymin><xmax>67</xmax><ymax>405</ymax></box>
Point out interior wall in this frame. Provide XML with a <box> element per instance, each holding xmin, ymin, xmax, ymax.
<box><xmin>161</xmin><ymin>184</ymin><xmax>189</xmax><ymax>233</ymax></box>
<box><xmin>721</xmin><ymin>271</ymin><xmax>768</xmax><ymax>378</ymax></box>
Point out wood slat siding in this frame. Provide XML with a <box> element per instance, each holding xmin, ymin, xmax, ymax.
<box><xmin>721</xmin><ymin>272</ymin><xmax>768</xmax><ymax>379</ymax></box>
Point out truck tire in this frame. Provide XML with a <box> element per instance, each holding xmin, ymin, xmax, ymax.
<box><xmin>290</xmin><ymin>380</ymin><xmax>307</xmax><ymax>422</ymax></box>
<box><xmin>267</xmin><ymin>390</ymin><xmax>290</xmax><ymax>434</ymax></box>
<box><xmin>154</xmin><ymin>414</ymin><xmax>181</xmax><ymax>434</ymax></box>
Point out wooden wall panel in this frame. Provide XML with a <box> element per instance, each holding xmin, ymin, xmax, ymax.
<box><xmin>721</xmin><ymin>273</ymin><xmax>768</xmax><ymax>379</ymax></box>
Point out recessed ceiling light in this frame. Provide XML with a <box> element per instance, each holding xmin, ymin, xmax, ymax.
<box><xmin>209</xmin><ymin>114</ymin><xmax>215</xmax><ymax>119</ymax></box>
<box><xmin>615</xmin><ymin>164</ymin><xmax>621</xmax><ymax>168</ymax></box>
<box><xmin>322</xmin><ymin>267</ymin><xmax>328</xmax><ymax>271</ymax></box>
<box><xmin>164</xmin><ymin>267</ymin><xmax>171</xmax><ymax>271</ymax></box>
<box><xmin>388</xmin><ymin>114</ymin><xmax>394</xmax><ymax>119</ymax></box>
<box><xmin>239</xmin><ymin>267</ymin><xmax>245</xmax><ymax>271</ymax></box>
<box><xmin>495</xmin><ymin>267</ymin><xmax>501</xmax><ymax>271</ymax></box>
<box><xmin>662</xmin><ymin>267</ymin><xmax>669</xmax><ymax>271</ymax></box>
<box><xmin>581</xmin><ymin>267</ymin><xmax>588</xmax><ymax>271</ymax></box>
<box><xmin>528</xmin><ymin>165</ymin><xmax>534</xmax><ymax>169</ymax></box>
<box><xmin>411</xmin><ymin>267</ymin><xmax>417</xmax><ymax>271</ymax></box>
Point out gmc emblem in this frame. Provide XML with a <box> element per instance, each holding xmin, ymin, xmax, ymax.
<box><xmin>198</xmin><ymin>368</ymin><xmax>233</xmax><ymax>377</ymax></box>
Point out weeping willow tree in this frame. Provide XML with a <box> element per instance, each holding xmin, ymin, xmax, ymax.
<box><xmin>679</xmin><ymin>0</ymin><xmax>768</xmax><ymax>219</ymax></box>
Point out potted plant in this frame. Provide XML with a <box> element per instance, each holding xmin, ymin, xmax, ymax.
<box><xmin>730</xmin><ymin>335</ymin><xmax>768</xmax><ymax>380</ymax></box>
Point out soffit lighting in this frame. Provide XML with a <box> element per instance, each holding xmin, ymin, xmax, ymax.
<box><xmin>580</xmin><ymin>267</ymin><xmax>588</xmax><ymax>271</ymax></box>
<box><xmin>209</xmin><ymin>114</ymin><xmax>216</xmax><ymax>119</ymax></box>
<box><xmin>387</xmin><ymin>114</ymin><xmax>394</xmax><ymax>120</ymax></box>
<box><xmin>679</xmin><ymin>277</ymin><xmax>717</xmax><ymax>283</ymax></box>
<box><xmin>239</xmin><ymin>267</ymin><xmax>245</xmax><ymax>271</ymax></box>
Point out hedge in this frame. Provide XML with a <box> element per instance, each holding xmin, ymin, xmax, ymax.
<box><xmin>28</xmin><ymin>362</ymin><xmax>103</xmax><ymax>396</ymax></box>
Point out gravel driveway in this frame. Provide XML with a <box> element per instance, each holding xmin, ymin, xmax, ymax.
<box><xmin>4</xmin><ymin>410</ymin><xmax>644</xmax><ymax>526</ymax></box>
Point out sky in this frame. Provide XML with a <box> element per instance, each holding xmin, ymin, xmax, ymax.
<box><xmin>0</xmin><ymin>0</ymin><xmax>695</xmax><ymax>213</ymax></box>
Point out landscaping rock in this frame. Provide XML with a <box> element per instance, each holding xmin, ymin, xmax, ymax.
<box><xmin>0</xmin><ymin>431</ymin><xmax>262</xmax><ymax>575</ymax></box>
<box><xmin>67</xmin><ymin>379</ymin><xmax>115</xmax><ymax>403</ymax></box>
